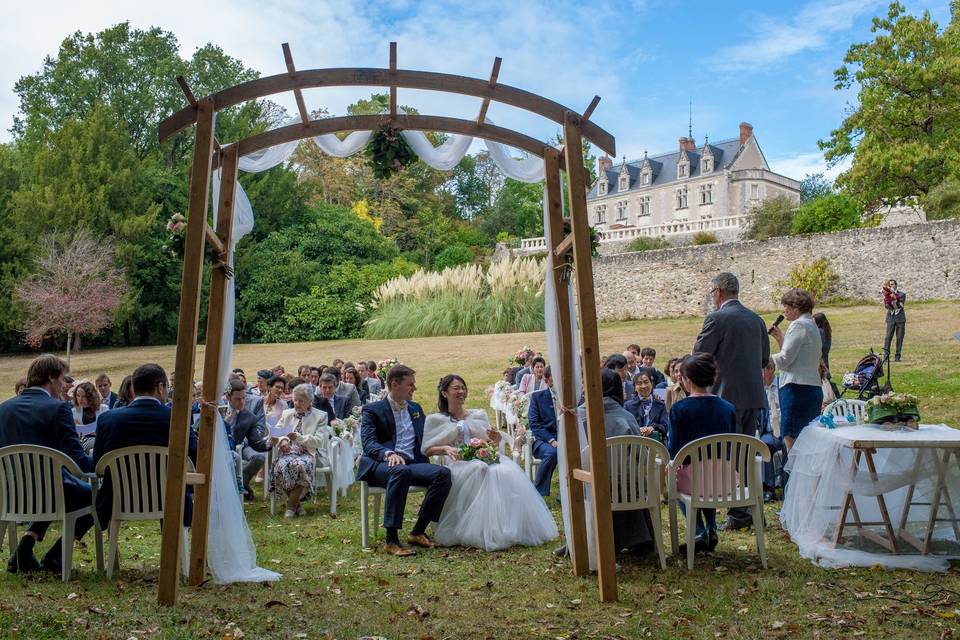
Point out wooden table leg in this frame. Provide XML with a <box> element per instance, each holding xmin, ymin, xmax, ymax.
<box><xmin>921</xmin><ymin>448</ymin><xmax>951</xmax><ymax>554</ymax></box>
<box><xmin>863</xmin><ymin>448</ymin><xmax>898</xmax><ymax>552</ymax></box>
<box><xmin>833</xmin><ymin>449</ymin><xmax>862</xmax><ymax>547</ymax></box>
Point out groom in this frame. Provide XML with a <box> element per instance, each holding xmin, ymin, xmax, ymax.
<box><xmin>356</xmin><ymin>364</ymin><xmax>452</xmax><ymax>556</ymax></box>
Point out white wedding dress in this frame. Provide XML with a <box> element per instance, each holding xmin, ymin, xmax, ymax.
<box><xmin>423</xmin><ymin>410</ymin><xmax>558</xmax><ymax>551</ymax></box>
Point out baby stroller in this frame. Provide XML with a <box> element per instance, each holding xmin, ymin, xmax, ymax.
<box><xmin>841</xmin><ymin>348</ymin><xmax>892</xmax><ymax>400</ymax></box>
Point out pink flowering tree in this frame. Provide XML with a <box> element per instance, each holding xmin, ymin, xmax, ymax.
<box><xmin>15</xmin><ymin>231</ymin><xmax>128</xmax><ymax>364</ymax></box>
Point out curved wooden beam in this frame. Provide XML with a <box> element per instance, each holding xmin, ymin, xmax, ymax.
<box><xmin>159</xmin><ymin>68</ymin><xmax>615</xmax><ymax>155</ymax></box>
<box><xmin>223</xmin><ymin>114</ymin><xmax>555</xmax><ymax>168</ymax></box>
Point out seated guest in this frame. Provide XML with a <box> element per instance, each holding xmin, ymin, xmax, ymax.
<box><xmin>624</xmin><ymin>371</ymin><xmax>668</xmax><ymax>442</ymax></box>
<box><xmin>758</xmin><ymin>360</ymin><xmax>785</xmax><ymax>503</ymax></box>
<box><xmin>668</xmin><ymin>353</ymin><xmax>738</xmax><ymax>552</ymax></box>
<box><xmin>253</xmin><ymin>369</ymin><xmax>272</xmax><ymax>397</ymax></box>
<box><xmin>312</xmin><ymin>372</ymin><xmax>349</xmax><ymax>421</ymax></box>
<box><xmin>640</xmin><ymin>347</ymin><xmax>667</xmax><ymax>388</ymax></box>
<box><xmin>96</xmin><ymin>374</ymin><xmax>118</xmax><ymax>409</ymax></box>
<box><xmin>190</xmin><ymin>382</ymin><xmax>203</xmax><ymax>425</ymax></box>
<box><xmin>604</xmin><ymin>353</ymin><xmax>633</xmax><ymax>401</ymax></box>
<box><xmin>271</xmin><ymin>384</ymin><xmax>332</xmax><ymax>518</ymax></box>
<box><xmin>72</xmin><ymin>380</ymin><xmax>107</xmax><ymax>452</ymax></box>
<box><xmin>343</xmin><ymin>367</ymin><xmax>369</xmax><ymax>405</ymax></box>
<box><xmin>237</xmin><ymin>374</ymin><xmax>265</xmax><ymax>427</ymax></box>
<box><xmin>94</xmin><ymin>364</ymin><xmax>198</xmax><ymax>530</ymax></box>
<box><xmin>231</xmin><ymin>368</ymin><xmax>249</xmax><ymax>389</ymax></box>
<box><xmin>331</xmin><ymin>358</ymin><xmax>345</xmax><ymax>373</ymax></box>
<box><xmin>513</xmin><ymin>353</ymin><xmax>534</xmax><ymax>390</ymax></box>
<box><xmin>0</xmin><ymin>354</ymin><xmax>95</xmax><ymax>574</ymax></box>
<box><xmin>314</xmin><ymin>367</ymin><xmax>360</xmax><ymax>418</ymax></box>
<box><xmin>579</xmin><ymin>368</ymin><xmax>655</xmax><ymax>554</ymax></box>
<box><xmin>664</xmin><ymin>357</ymin><xmax>688</xmax><ymax>412</ymax></box>
<box><xmin>272</xmin><ymin>364</ymin><xmax>286</xmax><ymax>378</ymax></box>
<box><xmin>518</xmin><ymin>356</ymin><xmax>548</xmax><ymax>395</ymax></box>
<box><xmin>502</xmin><ymin>367</ymin><xmax>519</xmax><ymax>386</ymax></box>
<box><xmin>365</xmin><ymin>360</ymin><xmax>384</xmax><ymax>397</ymax></box>
<box><xmin>528</xmin><ymin>366</ymin><xmax>559</xmax><ymax>498</ymax></box>
<box><xmin>263</xmin><ymin>376</ymin><xmax>289</xmax><ymax>428</ymax></box>
<box><xmin>13</xmin><ymin>377</ymin><xmax>27</xmax><ymax>396</ymax></box>
<box><xmin>224</xmin><ymin>378</ymin><xmax>269</xmax><ymax>501</ymax></box>
<box><xmin>113</xmin><ymin>375</ymin><xmax>134</xmax><ymax>409</ymax></box>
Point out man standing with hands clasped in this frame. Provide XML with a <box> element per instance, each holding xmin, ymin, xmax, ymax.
<box><xmin>693</xmin><ymin>272</ymin><xmax>770</xmax><ymax>531</ymax></box>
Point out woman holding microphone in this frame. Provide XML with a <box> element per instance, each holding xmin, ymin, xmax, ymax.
<box><xmin>768</xmin><ymin>289</ymin><xmax>823</xmax><ymax>451</ymax></box>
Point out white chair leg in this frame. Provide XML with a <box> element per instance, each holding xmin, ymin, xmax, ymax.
<box><xmin>360</xmin><ymin>482</ymin><xmax>369</xmax><ymax>548</ymax></box>
<box><xmin>329</xmin><ymin>472</ymin><xmax>337</xmax><ymax>518</ymax></box>
<box><xmin>4</xmin><ymin>521</ymin><xmax>15</xmax><ymax>556</ymax></box>
<box><xmin>754</xmin><ymin>502</ymin><xmax>768</xmax><ymax>569</ymax></box>
<box><xmin>181</xmin><ymin>528</ymin><xmax>190</xmax><ymax>579</ymax></box>
<box><xmin>648</xmin><ymin>506</ymin><xmax>667</xmax><ymax>570</ymax></box>
<box><xmin>373</xmin><ymin>493</ymin><xmax>382</xmax><ymax>542</ymax></box>
<box><xmin>686</xmin><ymin>504</ymin><xmax>697</xmax><ymax>570</ymax></box>
<box><xmin>669</xmin><ymin>499</ymin><xmax>679</xmax><ymax>556</ymax></box>
<box><xmin>61</xmin><ymin>515</ymin><xmax>76</xmax><ymax>582</ymax></box>
<box><xmin>106</xmin><ymin>520</ymin><xmax>121</xmax><ymax>579</ymax></box>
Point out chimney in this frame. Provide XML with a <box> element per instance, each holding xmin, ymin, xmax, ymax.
<box><xmin>739</xmin><ymin>122</ymin><xmax>754</xmax><ymax>146</ymax></box>
<box><xmin>685</xmin><ymin>137</ymin><xmax>696</xmax><ymax>151</ymax></box>
<box><xmin>597</xmin><ymin>154</ymin><xmax>613</xmax><ymax>175</ymax></box>
<box><xmin>678</xmin><ymin>137</ymin><xmax>688</xmax><ymax>152</ymax></box>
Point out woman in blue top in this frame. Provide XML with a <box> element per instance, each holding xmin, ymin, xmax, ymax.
<box><xmin>668</xmin><ymin>352</ymin><xmax>738</xmax><ymax>552</ymax></box>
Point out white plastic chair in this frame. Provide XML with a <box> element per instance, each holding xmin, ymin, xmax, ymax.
<box><xmin>668</xmin><ymin>434</ymin><xmax>770</xmax><ymax>570</ymax></box>
<box><xmin>95</xmin><ymin>446</ymin><xmax>192</xmax><ymax>579</ymax></box>
<box><xmin>522</xmin><ymin>433</ymin><xmax>542</xmax><ymax>483</ymax></box>
<box><xmin>356</xmin><ymin>430</ymin><xmax>426</xmax><ymax>548</ymax></box>
<box><xmin>0</xmin><ymin>444</ymin><xmax>104</xmax><ymax>581</ymax></box>
<box><xmin>606</xmin><ymin>435</ymin><xmax>670</xmax><ymax>569</ymax></box>
<box><xmin>829</xmin><ymin>399</ymin><xmax>868</xmax><ymax>425</ymax></box>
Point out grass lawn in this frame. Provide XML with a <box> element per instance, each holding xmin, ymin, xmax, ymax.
<box><xmin>0</xmin><ymin>302</ymin><xmax>959</xmax><ymax>639</ymax></box>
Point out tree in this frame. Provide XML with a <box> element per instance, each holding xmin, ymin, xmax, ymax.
<box><xmin>481</xmin><ymin>179</ymin><xmax>544</xmax><ymax>241</ymax></box>
<box><xmin>444</xmin><ymin>151</ymin><xmax>502</xmax><ymax>220</ymax></box>
<box><xmin>15</xmin><ymin>232</ymin><xmax>127</xmax><ymax>363</ymax></box>
<box><xmin>925</xmin><ymin>180</ymin><xmax>960</xmax><ymax>220</ymax></box>
<box><xmin>819</xmin><ymin>3</ymin><xmax>960</xmax><ymax>208</ymax></box>
<box><xmin>792</xmin><ymin>193</ymin><xmax>862</xmax><ymax>234</ymax></box>
<box><xmin>433</xmin><ymin>244</ymin><xmax>474</xmax><ymax>271</ymax></box>
<box><xmin>800</xmin><ymin>173</ymin><xmax>833</xmax><ymax>202</ymax></box>
<box><xmin>740</xmin><ymin>195</ymin><xmax>798</xmax><ymax>240</ymax></box>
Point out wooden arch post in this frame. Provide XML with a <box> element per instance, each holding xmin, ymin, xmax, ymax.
<box><xmin>157</xmin><ymin>46</ymin><xmax>619</xmax><ymax>606</ymax></box>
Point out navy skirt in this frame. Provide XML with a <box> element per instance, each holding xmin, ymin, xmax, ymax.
<box><xmin>779</xmin><ymin>383</ymin><xmax>823</xmax><ymax>440</ymax></box>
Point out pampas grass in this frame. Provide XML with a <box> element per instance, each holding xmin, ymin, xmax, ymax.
<box><xmin>364</xmin><ymin>257</ymin><xmax>545</xmax><ymax>338</ymax></box>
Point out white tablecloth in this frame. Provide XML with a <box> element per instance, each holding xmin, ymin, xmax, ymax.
<box><xmin>781</xmin><ymin>422</ymin><xmax>960</xmax><ymax>571</ymax></box>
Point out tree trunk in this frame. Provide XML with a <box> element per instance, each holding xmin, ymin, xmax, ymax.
<box><xmin>74</xmin><ymin>332</ymin><xmax>82</xmax><ymax>353</ymax></box>
<box><xmin>65</xmin><ymin>332</ymin><xmax>72</xmax><ymax>367</ymax></box>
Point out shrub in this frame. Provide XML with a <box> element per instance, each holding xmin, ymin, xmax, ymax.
<box><xmin>741</xmin><ymin>195</ymin><xmax>797</xmax><ymax>240</ymax></box>
<box><xmin>791</xmin><ymin>193</ymin><xmax>862</xmax><ymax>234</ymax></box>
<box><xmin>624</xmin><ymin>236</ymin><xmax>672</xmax><ymax>252</ymax></box>
<box><xmin>925</xmin><ymin>181</ymin><xmax>960</xmax><ymax>220</ymax></box>
<box><xmin>365</xmin><ymin>257</ymin><xmax>545</xmax><ymax>338</ymax></box>
<box><xmin>432</xmin><ymin>243</ymin><xmax>474</xmax><ymax>271</ymax></box>
<box><xmin>774</xmin><ymin>258</ymin><xmax>840</xmax><ymax>304</ymax></box>
<box><xmin>691</xmin><ymin>232</ymin><xmax>719</xmax><ymax>245</ymax></box>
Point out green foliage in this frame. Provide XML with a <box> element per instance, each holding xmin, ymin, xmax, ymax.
<box><xmin>480</xmin><ymin>179</ymin><xmax>544</xmax><ymax>241</ymax></box>
<box><xmin>774</xmin><ymin>258</ymin><xmax>841</xmax><ymax>304</ymax></box>
<box><xmin>800</xmin><ymin>173</ymin><xmax>834</xmax><ymax>202</ymax></box>
<box><xmin>365</xmin><ymin>123</ymin><xmax>417</xmax><ymax>179</ymax></box>
<box><xmin>792</xmin><ymin>193</ymin><xmax>862</xmax><ymax>234</ymax></box>
<box><xmin>624</xmin><ymin>236</ymin><xmax>673</xmax><ymax>252</ymax></box>
<box><xmin>741</xmin><ymin>195</ymin><xmax>798</xmax><ymax>241</ymax></box>
<box><xmin>925</xmin><ymin>181</ymin><xmax>960</xmax><ymax>220</ymax></box>
<box><xmin>691</xmin><ymin>232</ymin><xmax>719</xmax><ymax>245</ymax></box>
<box><xmin>432</xmin><ymin>244</ymin><xmax>474</xmax><ymax>271</ymax></box>
<box><xmin>820</xmin><ymin>3</ymin><xmax>960</xmax><ymax>207</ymax></box>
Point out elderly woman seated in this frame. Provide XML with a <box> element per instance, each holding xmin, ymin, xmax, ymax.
<box><xmin>269</xmin><ymin>383</ymin><xmax>332</xmax><ymax>518</ymax></box>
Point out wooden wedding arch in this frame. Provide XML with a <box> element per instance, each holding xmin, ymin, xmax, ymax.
<box><xmin>156</xmin><ymin>43</ymin><xmax>618</xmax><ymax>606</ymax></box>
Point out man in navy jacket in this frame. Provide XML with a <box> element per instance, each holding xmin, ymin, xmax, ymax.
<box><xmin>0</xmin><ymin>354</ymin><xmax>94</xmax><ymax>573</ymax></box>
<box><xmin>93</xmin><ymin>364</ymin><xmax>198</xmax><ymax>529</ymax></box>
<box><xmin>528</xmin><ymin>366</ymin><xmax>559</xmax><ymax>498</ymax></box>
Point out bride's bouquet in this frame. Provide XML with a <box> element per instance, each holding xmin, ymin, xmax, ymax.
<box><xmin>459</xmin><ymin>438</ymin><xmax>500</xmax><ymax>465</ymax></box>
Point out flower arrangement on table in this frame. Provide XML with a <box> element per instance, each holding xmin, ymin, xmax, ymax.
<box><xmin>377</xmin><ymin>357</ymin><xmax>401</xmax><ymax>380</ymax></box>
<box><xmin>459</xmin><ymin>437</ymin><xmax>500</xmax><ymax>465</ymax></box>
<box><xmin>512</xmin><ymin>346</ymin><xmax>538</xmax><ymax>366</ymax></box>
<box><xmin>867</xmin><ymin>392</ymin><xmax>920</xmax><ymax>429</ymax></box>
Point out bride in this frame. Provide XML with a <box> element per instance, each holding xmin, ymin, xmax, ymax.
<box><xmin>422</xmin><ymin>374</ymin><xmax>558</xmax><ymax>551</ymax></box>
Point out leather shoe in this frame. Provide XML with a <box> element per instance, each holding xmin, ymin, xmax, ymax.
<box><xmin>407</xmin><ymin>533</ymin><xmax>435</xmax><ymax>549</ymax></box>
<box><xmin>719</xmin><ymin>517</ymin><xmax>752</xmax><ymax>532</ymax></box>
<box><xmin>678</xmin><ymin>536</ymin><xmax>709</xmax><ymax>555</ymax></box>
<box><xmin>7</xmin><ymin>541</ymin><xmax>41</xmax><ymax>574</ymax></box>
<box><xmin>383</xmin><ymin>543</ymin><xmax>416</xmax><ymax>557</ymax></box>
<box><xmin>707</xmin><ymin>531</ymin><xmax>719</xmax><ymax>551</ymax></box>
<box><xmin>40</xmin><ymin>554</ymin><xmax>62</xmax><ymax>574</ymax></box>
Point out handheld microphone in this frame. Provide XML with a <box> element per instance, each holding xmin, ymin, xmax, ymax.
<box><xmin>768</xmin><ymin>314</ymin><xmax>784</xmax><ymax>335</ymax></box>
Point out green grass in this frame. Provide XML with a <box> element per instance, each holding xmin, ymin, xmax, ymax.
<box><xmin>1</xmin><ymin>302</ymin><xmax>959</xmax><ymax>638</ymax></box>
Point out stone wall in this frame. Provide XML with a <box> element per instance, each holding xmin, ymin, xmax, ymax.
<box><xmin>592</xmin><ymin>219</ymin><xmax>960</xmax><ymax>321</ymax></box>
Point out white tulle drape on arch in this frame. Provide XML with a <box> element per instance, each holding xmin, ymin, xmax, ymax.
<box><xmin>205</xmin><ymin>114</ymin><xmax>594</xmax><ymax>582</ymax></box>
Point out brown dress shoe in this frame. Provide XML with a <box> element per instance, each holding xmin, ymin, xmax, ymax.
<box><xmin>407</xmin><ymin>533</ymin><xmax>435</xmax><ymax>549</ymax></box>
<box><xmin>383</xmin><ymin>543</ymin><xmax>416</xmax><ymax>557</ymax></box>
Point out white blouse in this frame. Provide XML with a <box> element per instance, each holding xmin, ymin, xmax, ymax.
<box><xmin>772</xmin><ymin>313</ymin><xmax>823</xmax><ymax>387</ymax></box>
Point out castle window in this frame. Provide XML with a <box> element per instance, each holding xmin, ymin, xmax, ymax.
<box><xmin>699</xmin><ymin>184</ymin><xmax>713</xmax><ymax>205</ymax></box>
<box><xmin>702</xmin><ymin>157</ymin><xmax>712</xmax><ymax>173</ymax></box>
<box><xmin>676</xmin><ymin>187</ymin><xmax>688</xmax><ymax>209</ymax></box>
<box><xmin>598</xmin><ymin>180</ymin><xmax>607</xmax><ymax>196</ymax></box>
<box><xmin>640</xmin><ymin>172</ymin><xmax>651</xmax><ymax>185</ymax></box>
<box><xmin>750</xmin><ymin>183</ymin><xmax>759</xmax><ymax>200</ymax></box>
<box><xmin>616</xmin><ymin>201</ymin><xmax>628</xmax><ymax>220</ymax></box>
<box><xmin>595</xmin><ymin>204</ymin><xmax>607</xmax><ymax>224</ymax></box>
<box><xmin>638</xmin><ymin>196</ymin><xmax>650</xmax><ymax>216</ymax></box>
<box><xmin>678</xmin><ymin>163</ymin><xmax>688</xmax><ymax>178</ymax></box>
<box><xmin>619</xmin><ymin>175</ymin><xmax>629</xmax><ymax>191</ymax></box>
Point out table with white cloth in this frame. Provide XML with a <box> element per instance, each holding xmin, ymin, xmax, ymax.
<box><xmin>782</xmin><ymin>423</ymin><xmax>960</xmax><ymax>571</ymax></box>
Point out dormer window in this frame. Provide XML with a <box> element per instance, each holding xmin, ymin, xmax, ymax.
<box><xmin>598</xmin><ymin>180</ymin><xmax>607</xmax><ymax>196</ymax></box>
<box><xmin>619</xmin><ymin>175</ymin><xmax>629</xmax><ymax>191</ymax></box>
<box><xmin>640</xmin><ymin>171</ymin><xmax>651</xmax><ymax>185</ymax></box>
<box><xmin>702</xmin><ymin>157</ymin><xmax>712</xmax><ymax>173</ymax></box>
<box><xmin>678</xmin><ymin>162</ymin><xmax>688</xmax><ymax>178</ymax></box>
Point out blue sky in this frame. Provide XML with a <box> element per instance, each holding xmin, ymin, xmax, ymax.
<box><xmin>1</xmin><ymin>0</ymin><xmax>952</xmax><ymax>180</ymax></box>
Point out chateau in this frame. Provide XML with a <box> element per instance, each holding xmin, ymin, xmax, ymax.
<box><xmin>586</xmin><ymin>122</ymin><xmax>800</xmax><ymax>244</ymax></box>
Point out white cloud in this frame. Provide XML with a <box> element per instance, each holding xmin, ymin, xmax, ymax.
<box><xmin>769</xmin><ymin>150</ymin><xmax>852</xmax><ymax>182</ymax></box>
<box><xmin>710</xmin><ymin>0</ymin><xmax>880</xmax><ymax>72</ymax></box>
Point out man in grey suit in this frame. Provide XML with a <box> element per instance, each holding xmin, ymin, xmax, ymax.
<box><xmin>315</xmin><ymin>367</ymin><xmax>360</xmax><ymax>417</ymax></box>
<box><xmin>693</xmin><ymin>272</ymin><xmax>770</xmax><ymax>529</ymax></box>
<box><xmin>224</xmin><ymin>378</ymin><xmax>269</xmax><ymax>500</ymax></box>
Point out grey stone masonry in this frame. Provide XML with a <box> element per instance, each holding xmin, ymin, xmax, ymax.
<box><xmin>591</xmin><ymin>219</ymin><xmax>960</xmax><ymax>321</ymax></box>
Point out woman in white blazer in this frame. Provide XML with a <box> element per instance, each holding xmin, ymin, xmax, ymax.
<box><xmin>768</xmin><ymin>288</ymin><xmax>823</xmax><ymax>451</ymax></box>
<box><xmin>269</xmin><ymin>384</ymin><xmax>331</xmax><ymax>517</ymax></box>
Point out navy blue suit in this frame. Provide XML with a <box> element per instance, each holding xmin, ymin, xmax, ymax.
<box><xmin>623</xmin><ymin>395</ymin><xmax>669</xmax><ymax>443</ymax></box>
<box><xmin>93</xmin><ymin>398</ymin><xmax>198</xmax><ymax>528</ymax></box>
<box><xmin>527</xmin><ymin>388</ymin><xmax>559</xmax><ymax>497</ymax></box>
<box><xmin>0</xmin><ymin>388</ymin><xmax>94</xmax><ymax>542</ymax></box>
<box><xmin>356</xmin><ymin>399</ymin><xmax>451</xmax><ymax>531</ymax></box>
<box><xmin>102</xmin><ymin>391</ymin><xmax>118</xmax><ymax>410</ymax></box>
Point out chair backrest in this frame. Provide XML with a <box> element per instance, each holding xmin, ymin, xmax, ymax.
<box><xmin>606</xmin><ymin>436</ymin><xmax>670</xmax><ymax>511</ymax></box>
<box><xmin>672</xmin><ymin>434</ymin><xmax>770</xmax><ymax>507</ymax></box>
<box><xmin>828</xmin><ymin>399</ymin><xmax>867</xmax><ymax>425</ymax></box>
<box><xmin>95</xmin><ymin>446</ymin><xmax>194</xmax><ymax>521</ymax></box>
<box><xmin>0</xmin><ymin>444</ymin><xmax>83</xmax><ymax>523</ymax></box>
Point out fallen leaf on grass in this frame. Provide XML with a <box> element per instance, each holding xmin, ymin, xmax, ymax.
<box><xmin>67</xmin><ymin>592</ymin><xmax>79</xmax><ymax>600</ymax></box>
<box><xmin>771</xmin><ymin>621</ymin><xmax>785</xmax><ymax>629</ymax></box>
<box><xmin>737</xmin><ymin>608</ymin><xmax>749</xmax><ymax>615</ymax></box>
<box><xmin>262</xmin><ymin>600</ymin><xmax>287</xmax><ymax>608</ymax></box>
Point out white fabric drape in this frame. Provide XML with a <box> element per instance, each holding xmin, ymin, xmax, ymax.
<box><xmin>400</xmin><ymin>130</ymin><xmax>474</xmax><ymax>171</ymax></box>
<box><xmin>313</xmin><ymin>130</ymin><xmax>373</xmax><ymax>157</ymax></box>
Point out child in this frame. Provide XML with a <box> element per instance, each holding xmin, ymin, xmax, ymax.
<box><xmin>668</xmin><ymin>352</ymin><xmax>738</xmax><ymax>551</ymax></box>
<box><xmin>640</xmin><ymin>347</ymin><xmax>667</xmax><ymax>388</ymax></box>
